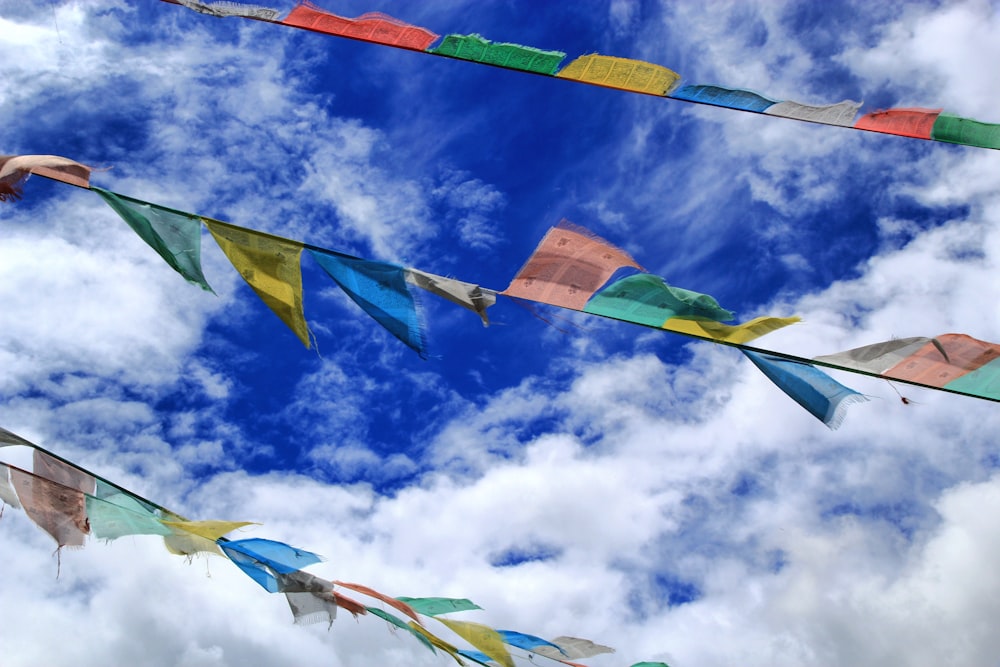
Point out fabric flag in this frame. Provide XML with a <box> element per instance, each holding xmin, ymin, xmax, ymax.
<box><xmin>854</xmin><ymin>108</ymin><xmax>942</xmax><ymax>139</ymax></box>
<box><xmin>161</xmin><ymin>518</ymin><xmax>256</xmax><ymax>557</ymax></box>
<box><xmin>94</xmin><ymin>188</ymin><xmax>213</xmax><ymax>291</ymax></box>
<box><xmin>405</xmin><ymin>269</ymin><xmax>496</xmax><ymax>326</ymax></box>
<box><xmin>204</xmin><ymin>218</ymin><xmax>312</xmax><ymax>347</ymax></box>
<box><xmin>0</xmin><ymin>154</ymin><xmax>91</xmax><ymax>202</ymax></box>
<box><xmin>436</xmin><ymin>618</ymin><xmax>515</xmax><ymax>667</ymax></box>
<box><xmin>457</xmin><ymin>650</ymin><xmax>496</xmax><ymax>666</ymax></box>
<box><xmin>220</xmin><ymin>538</ymin><xmax>324</xmax><ymax>593</ymax></box>
<box><xmin>583</xmin><ymin>273</ymin><xmax>735</xmax><ymax>327</ymax></box>
<box><xmin>0</xmin><ymin>463</ymin><xmax>23</xmax><ymax>510</ymax></box>
<box><xmin>533</xmin><ymin>636</ymin><xmax>615</xmax><ymax>660</ymax></box>
<box><xmin>931</xmin><ymin>113</ymin><xmax>1000</xmax><ymax>150</ymax></box>
<box><xmin>502</xmin><ymin>219</ymin><xmax>642</xmax><ymax>310</ymax></box>
<box><xmin>407</xmin><ymin>622</ymin><xmax>468</xmax><ymax>666</ymax></box>
<box><xmin>86</xmin><ymin>493</ymin><xmax>171</xmax><ymax>541</ymax></box>
<box><xmin>333</xmin><ymin>581</ymin><xmax>419</xmax><ymax>622</ymax></box>
<box><xmin>8</xmin><ymin>466</ymin><xmax>89</xmax><ymax>548</ymax></box>
<box><xmin>33</xmin><ymin>449</ymin><xmax>95</xmax><ymax>495</ymax></box>
<box><xmin>630</xmin><ymin>663</ymin><xmax>672</xmax><ymax>667</ymax></box>
<box><xmin>395</xmin><ymin>596</ymin><xmax>483</xmax><ymax>616</ymax></box>
<box><xmin>366</xmin><ymin>607</ymin><xmax>437</xmax><ymax>653</ymax></box>
<box><xmin>0</xmin><ymin>426</ymin><xmax>37</xmax><ymax>448</ymax></box>
<box><xmin>669</xmin><ymin>85</ymin><xmax>777</xmax><ymax>112</ymax></box>
<box><xmin>282</xmin><ymin>4</ymin><xmax>438</xmax><ymax>50</ymax></box>
<box><xmin>764</xmin><ymin>99</ymin><xmax>862</xmax><ymax>126</ymax></box>
<box><xmin>496</xmin><ymin>630</ymin><xmax>565</xmax><ymax>655</ymax></box>
<box><xmin>816</xmin><ymin>333</ymin><xmax>1000</xmax><ymax>400</ymax></box>
<box><xmin>173</xmin><ymin>0</ymin><xmax>281</xmax><ymax>19</ymax></box>
<box><xmin>308</xmin><ymin>249</ymin><xmax>425</xmax><ymax>357</ymax></box>
<box><xmin>556</xmin><ymin>54</ymin><xmax>680</xmax><ymax>96</ymax></box>
<box><xmin>661</xmin><ymin>315</ymin><xmax>801</xmax><ymax>344</ymax></box>
<box><xmin>429</xmin><ymin>34</ymin><xmax>566</xmax><ymax>75</ymax></box>
<box><xmin>276</xmin><ymin>570</ymin><xmax>339</xmax><ymax>626</ymax></box>
<box><xmin>744</xmin><ymin>350</ymin><xmax>868</xmax><ymax>429</ymax></box>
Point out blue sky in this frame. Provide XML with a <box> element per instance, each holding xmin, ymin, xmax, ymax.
<box><xmin>2</xmin><ymin>1</ymin><xmax>1000</xmax><ymax>666</ymax></box>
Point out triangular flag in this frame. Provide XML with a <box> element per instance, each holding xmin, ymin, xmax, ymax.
<box><xmin>93</xmin><ymin>188</ymin><xmax>213</xmax><ymax>291</ymax></box>
<box><xmin>744</xmin><ymin>350</ymin><xmax>868</xmax><ymax>429</ymax></box>
<box><xmin>204</xmin><ymin>218</ymin><xmax>312</xmax><ymax>347</ymax></box>
<box><xmin>308</xmin><ymin>249</ymin><xmax>425</xmax><ymax>356</ymax></box>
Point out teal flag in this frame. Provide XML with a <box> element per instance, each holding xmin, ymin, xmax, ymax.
<box><xmin>394</xmin><ymin>596</ymin><xmax>482</xmax><ymax>616</ymax></box>
<box><xmin>94</xmin><ymin>188</ymin><xmax>213</xmax><ymax>292</ymax></box>
<box><xmin>584</xmin><ymin>273</ymin><xmax>734</xmax><ymax>327</ymax></box>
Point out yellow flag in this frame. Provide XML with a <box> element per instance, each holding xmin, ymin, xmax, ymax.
<box><xmin>204</xmin><ymin>218</ymin><xmax>312</xmax><ymax>348</ymax></box>
<box><xmin>437</xmin><ymin>618</ymin><xmax>515</xmax><ymax>667</ymax></box>
<box><xmin>663</xmin><ymin>315</ymin><xmax>801</xmax><ymax>344</ymax></box>
<box><xmin>407</xmin><ymin>622</ymin><xmax>466</xmax><ymax>666</ymax></box>
<box><xmin>557</xmin><ymin>54</ymin><xmax>680</xmax><ymax>96</ymax></box>
<box><xmin>161</xmin><ymin>519</ymin><xmax>257</xmax><ymax>540</ymax></box>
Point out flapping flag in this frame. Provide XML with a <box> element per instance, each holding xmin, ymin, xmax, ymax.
<box><xmin>220</xmin><ymin>538</ymin><xmax>324</xmax><ymax>593</ymax></box>
<box><xmin>661</xmin><ymin>316</ymin><xmax>802</xmax><ymax>344</ymax></box>
<box><xmin>931</xmin><ymin>114</ymin><xmax>1000</xmax><ymax>150</ymax></box>
<box><xmin>395</xmin><ymin>596</ymin><xmax>483</xmax><ymax>616</ymax></box>
<box><xmin>436</xmin><ymin>618</ymin><xmax>515</xmax><ymax>667</ymax></box>
<box><xmin>173</xmin><ymin>0</ymin><xmax>281</xmax><ymax>19</ymax></box>
<box><xmin>0</xmin><ymin>463</ymin><xmax>22</xmax><ymax>510</ymax></box>
<box><xmin>309</xmin><ymin>249</ymin><xmax>425</xmax><ymax>357</ymax></box>
<box><xmin>583</xmin><ymin>273</ymin><xmax>736</xmax><ymax>326</ymax></box>
<box><xmin>405</xmin><ymin>269</ymin><xmax>496</xmax><ymax>326</ymax></box>
<box><xmin>815</xmin><ymin>333</ymin><xmax>1000</xmax><ymax>400</ymax></box>
<box><xmin>496</xmin><ymin>630</ymin><xmax>565</xmax><ymax>655</ymax></box>
<box><xmin>631</xmin><ymin>663</ymin><xmax>672</xmax><ymax>667</ymax></box>
<box><xmin>557</xmin><ymin>55</ymin><xmax>680</xmax><ymax>96</ymax></box>
<box><xmin>367</xmin><ymin>607</ymin><xmax>437</xmax><ymax>653</ymax></box>
<box><xmin>430</xmin><ymin>34</ymin><xmax>566</xmax><ymax>75</ymax></box>
<box><xmin>282</xmin><ymin>4</ymin><xmax>438</xmax><ymax>50</ymax></box>
<box><xmin>33</xmin><ymin>449</ymin><xmax>95</xmax><ymax>495</ymax></box>
<box><xmin>0</xmin><ymin>154</ymin><xmax>91</xmax><ymax>201</ymax></box>
<box><xmin>457</xmin><ymin>650</ymin><xmax>496</xmax><ymax>666</ymax></box>
<box><xmin>764</xmin><ymin>99</ymin><xmax>861</xmax><ymax>126</ymax></box>
<box><xmin>94</xmin><ymin>188</ymin><xmax>213</xmax><ymax>291</ymax></box>
<box><xmin>407</xmin><ymin>622</ymin><xmax>468</xmax><ymax>666</ymax></box>
<box><xmin>9</xmin><ymin>465</ymin><xmax>89</xmax><ymax>549</ymax></box>
<box><xmin>744</xmin><ymin>350</ymin><xmax>868</xmax><ymax>429</ymax></box>
<box><xmin>532</xmin><ymin>636</ymin><xmax>615</xmax><ymax>660</ymax></box>
<box><xmin>670</xmin><ymin>85</ymin><xmax>778</xmax><ymax>112</ymax></box>
<box><xmin>161</xmin><ymin>517</ymin><xmax>256</xmax><ymax>556</ymax></box>
<box><xmin>204</xmin><ymin>218</ymin><xmax>312</xmax><ymax>347</ymax></box>
<box><xmin>855</xmin><ymin>107</ymin><xmax>942</xmax><ymax>139</ymax></box>
<box><xmin>334</xmin><ymin>581</ymin><xmax>419</xmax><ymax>622</ymax></box>
<box><xmin>86</xmin><ymin>493</ymin><xmax>172</xmax><ymax>541</ymax></box>
<box><xmin>276</xmin><ymin>570</ymin><xmax>339</xmax><ymax>626</ymax></box>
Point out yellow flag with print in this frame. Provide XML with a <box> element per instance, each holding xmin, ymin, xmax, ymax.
<box><xmin>204</xmin><ymin>218</ymin><xmax>312</xmax><ymax>348</ymax></box>
<box><xmin>437</xmin><ymin>618</ymin><xmax>515</xmax><ymax>667</ymax></box>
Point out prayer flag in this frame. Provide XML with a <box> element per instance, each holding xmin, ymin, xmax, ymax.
<box><xmin>86</xmin><ymin>493</ymin><xmax>171</xmax><ymax>541</ymax></box>
<box><xmin>661</xmin><ymin>316</ymin><xmax>800</xmax><ymax>344</ymax></box>
<box><xmin>405</xmin><ymin>269</ymin><xmax>496</xmax><ymax>326</ymax></box>
<box><xmin>855</xmin><ymin>108</ymin><xmax>942</xmax><ymax>139</ymax></box>
<box><xmin>430</xmin><ymin>34</ymin><xmax>566</xmax><ymax>75</ymax></box>
<box><xmin>557</xmin><ymin>55</ymin><xmax>680</xmax><ymax>95</ymax></box>
<box><xmin>173</xmin><ymin>0</ymin><xmax>281</xmax><ymax>19</ymax></box>
<box><xmin>94</xmin><ymin>188</ymin><xmax>213</xmax><ymax>291</ymax></box>
<box><xmin>437</xmin><ymin>618</ymin><xmax>515</xmax><ymax>667</ymax></box>
<box><xmin>670</xmin><ymin>85</ymin><xmax>777</xmax><ymax>112</ymax></box>
<box><xmin>282</xmin><ymin>4</ymin><xmax>438</xmax><ymax>50</ymax></box>
<box><xmin>9</xmin><ymin>466</ymin><xmax>89</xmax><ymax>548</ymax></box>
<box><xmin>204</xmin><ymin>219</ymin><xmax>312</xmax><ymax>347</ymax></box>
<box><xmin>583</xmin><ymin>273</ymin><xmax>735</xmax><ymax>326</ymax></box>
<box><xmin>221</xmin><ymin>538</ymin><xmax>323</xmax><ymax>593</ymax></box>
<box><xmin>533</xmin><ymin>636</ymin><xmax>615</xmax><ymax>660</ymax></box>
<box><xmin>931</xmin><ymin>114</ymin><xmax>1000</xmax><ymax>150</ymax></box>
<box><xmin>395</xmin><ymin>596</ymin><xmax>483</xmax><ymax>616</ymax></box>
<box><xmin>367</xmin><ymin>607</ymin><xmax>437</xmax><ymax>653</ymax></box>
<box><xmin>277</xmin><ymin>571</ymin><xmax>339</xmax><ymax>626</ymax></box>
<box><xmin>0</xmin><ymin>154</ymin><xmax>91</xmax><ymax>201</ymax></box>
<box><xmin>496</xmin><ymin>630</ymin><xmax>565</xmax><ymax>654</ymax></box>
<box><xmin>764</xmin><ymin>99</ymin><xmax>861</xmax><ymax>126</ymax></box>
<box><xmin>0</xmin><ymin>463</ymin><xmax>22</xmax><ymax>510</ymax></box>
<box><xmin>334</xmin><ymin>581</ymin><xmax>419</xmax><ymax>622</ymax></box>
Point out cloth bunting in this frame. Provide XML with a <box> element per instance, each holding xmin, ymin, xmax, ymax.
<box><xmin>407</xmin><ymin>622</ymin><xmax>468</xmax><ymax>666</ymax></box>
<box><xmin>744</xmin><ymin>350</ymin><xmax>868</xmax><ymax>429</ymax></box>
<box><xmin>86</xmin><ymin>493</ymin><xmax>172</xmax><ymax>541</ymax></box>
<box><xmin>502</xmin><ymin>219</ymin><xmax>643</xmax><ymax>310</ymax></box>
<box><xmin>0</xmin><ymin>463</ymin><xmax>22</xmax><ymax>510</ymax></box>
<box><xmin>556</xmin><ymin>54</ymin><xmax>680</xmax><ymax>96</ymax></box>
<box><xmin>532</xmin><ymin>636</ymin><xmax>616</xmax><ymax>660</ymax></box>
<box><xmin>405</xmin><ymin>269</ymin><xmax>497</xmax><ymax>326</ymax></box>
<box><xmin>0</xmin><ymin>154</ymin><xmax>91</xmax><ymax>202</ymax></box>
<box><xmin>854</xmin><ymin>107</ymin><xmax>942</xmax><ymax>139</ymax></box>
<box><xmin>282</xmin><ymin>4</ymin><xmax>439</xmax><ymax>50</ymax></box>
<box><xmin>161</xmin><ymin>518</ymin><xmax>256</xmax><ymax>556</ymax></box>
<box><xmin>308</xmin><ymin>249</ymin><xmax>426</xmax><ymax>357</ymax></box>
<box><xmin>436</xmin><ymin>618</ymin><xmax>515</xmax><ymax>667</ymax></box>
<box><xmin>395</xmin><ymin>596</ymin><xmax>483</xmax><ymax>616</ymax></box>
<box><xmin>366</xmin><ymin>607</ymin><xmax>437</xmax><ymax>653</ymax></box>
<box><xmin>815</xmin><ymin>333</ymin><xmax>1000</xmax><ymax>400</ymax></box>
<box><xmin>429</xmin><ymin>34</ymin><xmax>566</xmax><ymax>75</ymax></box>
<box><xmin>8</xmin><ymin>465</ymin><xmax>89</xmax><ymax>548</ymax></box>
<box><xmin>583</xmin><ymin>273</ymin><xmax>736</xmax><ymax>327</ymax></box>
<box><xmin>220</xmin><ymin>538</ymin><xmax>324</xmax><ymax>593</ymax></box>
<box><xmin>496</xmin><ymin>630</ymin><xmax>565</xmax><ymax>655</ymax></box>
<box><xmin>276</xmin><ymin>570</ymin><xmax>340</xmax><ymax>626</ymax></box>
<box><xmin>204</xmin><ymin>218</ymin><xmax>312</xmax><ymax>348</ymax></box>
<box><xmin>94</xmin><ymin>188</ymin><xmax>213</xmax><ymax>291</ymax></box>
<box><xmin>670</xmin><ymin>85</ymin><xmax>777</xmax><ymax>112</ymax></box>
<box><xmin>334</xmin><ymin>581</ymin><xmax>419</xmax><ymax>622</ymax></box>
<box><xmin>764</xmin><ymin>99</ymin><xmax>861</xmax><ymax>126</ymax></box>
<box><xmin>173</xmin><ymin>0</ymin><xmax>282</xmax><ymax>19</ymax></box>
